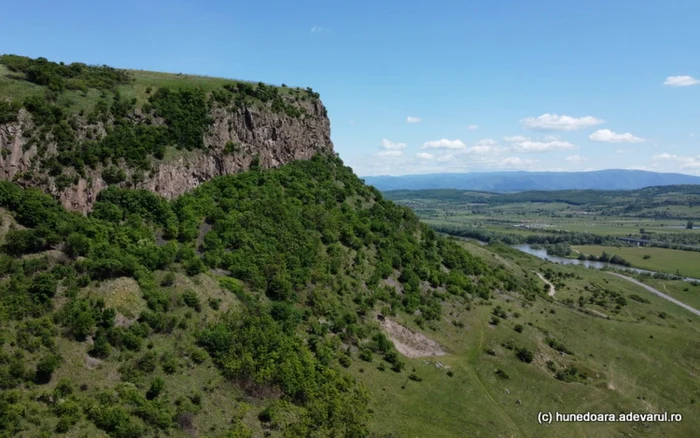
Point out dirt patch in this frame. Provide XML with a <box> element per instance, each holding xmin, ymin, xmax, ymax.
<box><xmin>377</xmin><ymin>316</ymin><xmax>447</xmax><ymax>358</ymax></box>
<box><xmin>381</xmin><ymin>277</ymin><xmax>404</xmax><ymax>295</ymax></box>
<box><xmin>84</xmin><ymin>355</ymin><xmax>102</xmax><ymax>370</ymax></box>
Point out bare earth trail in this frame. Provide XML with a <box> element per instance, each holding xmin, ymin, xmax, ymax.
<box><xmin>606</xmin><ymin>272</ymin><xmax>700</xmax><ymax>317</ymax></box>
<box><xmin>536</xmin><ymin>272</ymin><xmax>556</xmax><ymax>297</ymax></box>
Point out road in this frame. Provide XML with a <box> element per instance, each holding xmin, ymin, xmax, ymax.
<box><xmin>606</xmin><ymin>272</ymin><xmax>700</xmax><ymax>317</ymax></box>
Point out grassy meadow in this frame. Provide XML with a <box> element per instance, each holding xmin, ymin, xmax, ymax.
<box><xmin>572</xmin><ymin>245</ymin><xmax>700</xmax><ymax>278</ymax></box>
<box><xmin>353</xmin><ymin>243</ymin><xmax>700</xmax><ymax>437</ymax></box>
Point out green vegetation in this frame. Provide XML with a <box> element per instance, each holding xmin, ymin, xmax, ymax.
<box><xmin>2</xmin><ymin>54</ymin><xmax>700</xmax><ymax>437</ymax></box>
<box><xmin>0</xmin><ymin>154</ymin><xmax>540</xmax><ymax>436</ymax></box>
<box><xmin>573</xmin><ymin>245</ymin><xmax>700</xmax><ymax>278</ymax></box>
<box><xmin>0</xmin><ymin>54</ymin><xmax>324</xmax><ymax>190</ymax></box>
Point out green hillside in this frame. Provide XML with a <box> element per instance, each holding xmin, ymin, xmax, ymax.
<box><xmin>1</xmin><ymin>55</ymin><xmax>700</xmax><ymax>438</ymax></box>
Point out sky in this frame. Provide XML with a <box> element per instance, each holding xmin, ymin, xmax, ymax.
<box><xmin>2</xmin><ymin>0</ymin><xmax>699</xmax><ymax>177</ymax></box>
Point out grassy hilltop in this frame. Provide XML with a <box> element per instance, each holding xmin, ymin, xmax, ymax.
<box><xmin>0</xmin><ymin>56</ymin><xmax>699</xmax><ymax>438</ymax></box>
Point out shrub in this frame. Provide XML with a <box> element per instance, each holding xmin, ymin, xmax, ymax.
<box><xmin>495</xmin><ymin>369</ymin><xmax>510</xmax><ymax>379</ymax></box>
<box><xmin>516</xmin><ymin>347</ymin><xmax>533</xmax><ymax>363</ymax></box>
<box><xmin>35</xmin><ymin>354</ymin><xmax>61</xmax><ymax>383</ymax></box>
<box><xmin>182</xmin><ymin>290</ymin><xmax>201</xmax><ymax>312</ymax></box>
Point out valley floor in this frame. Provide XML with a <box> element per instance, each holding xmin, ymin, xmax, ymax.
<box><xmin>358</xmin><ymin>241</ymin><xmax>700</xmax><ymax>437</ymax></box>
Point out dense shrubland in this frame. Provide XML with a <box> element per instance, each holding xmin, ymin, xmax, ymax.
<box><xmin>0</xmin><ymin>154</ymin><xmax>536</xmax><ymax>436</ymax></box>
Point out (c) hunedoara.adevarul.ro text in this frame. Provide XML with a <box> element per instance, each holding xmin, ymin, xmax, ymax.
<box><xmin>537</xmin><ymin>411</ymin><xmax>682</xmax><ymax>424</ymax></box>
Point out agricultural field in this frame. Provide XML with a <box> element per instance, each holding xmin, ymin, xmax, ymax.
<box><xmin>572</xmin><ymin>245</ymin><xmax>700</xmax><ymax>279</ymax></box>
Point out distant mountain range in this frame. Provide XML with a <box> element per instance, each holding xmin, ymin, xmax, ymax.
<box><xmin>361</xmin><ymin>170</ymin><xmax>700</xmax><ymax>192</ymax></box>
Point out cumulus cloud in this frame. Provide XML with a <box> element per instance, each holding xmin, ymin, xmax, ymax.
<box><xmin>509</xmin><ymin>140</ymin><xmax>576</xmax><ymax>153</ymax></box>
<box><xmin>416</xmin><ymin>152</ymin><xmax>434</xmax><ymax>160</ymax></box>
<box><xmin>381</xmin><ymin>139</ymin><xmax>407</xmax><ymax>150</ymax></box>
<box><xmin>589</xmin><ymin>129</ymin><xmax>644</xmax><ymax>143</ymax></box>
<box><xmin>463</xmin><ymin>139</ymin><xmax>501</xmax><ymax>155</ymax></box>
<box><xmin>421</xmin><ymin>139</ymin><xmax>466</xmax><ymax>149</ymax></box>
<box><xmin>652</xmin><ymin>153</ymin><xmax>700</xmax><ymax>168</ymax></box>
<box><xmin>407</xmin><ymin>116</ymin><xmax>422</xmax><ymax>124</ymax></box>
<box><xmin>663</xmin><ymin>76</ymin><xmax>700</xmax><ymax>87</ymax></box>
<box><xmin>310</xmin><ymin>26</ymin><xmax>325</xmax><ymax>33</ymax></box>
<box><xmin>436</xmin><ymin>154</ymin><xmax>455</xmax><ymax>162</ymax></box>
<box><xmin>521</xmin><ymin>114</ymin><xmax>604</xmax><ymax>131</ymax></box>
<box><xmin>503</xmin><ymin>136</ymin><xmax>528</xmax><ymax>142</ymax></box>
<box><xmin>376</xmin><ymin>150</ymin><xmax>403</xmax><ymax>157</ymax></box>
<box><xmin>564</xmin><ymin>154</ymin><xmax>589</xmax><ymax>163</ymax></box>
<box><xmin>467</xmin><ymin>124</ymin><xmax>479</xmax><ymax>131</ymax></box>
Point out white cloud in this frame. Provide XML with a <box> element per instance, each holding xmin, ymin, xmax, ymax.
<box><xmin>474</xmin><ymin>138</ymin><xmax>498</xmax><ymax>146</ymax></box>
<box><xmin>349</xmin><ymin>120</ymin><xmax>356</xmax><ymax>125</ymax></box>
<box><xmin>436</xmin><ymin>154</ymin><xmax>455</xmax><ymax>162</ymax></box>
<box><xmin>407</xmin><ymin>116</ymin><xmax>422</xmax><ymax>124</ymax></box>
<box><xmin>616</xmin><ymin>148</ymin><xmax>634</xmax><ymax>154</ymax></box>
<box><xmin>521</xmin><ymin>114</ymin><xmax>604</xmax><ymax>131</ymax></box>
<box><xmin>626</xmin><ymin>165</ymin><xmax>658</xmax><ymax>171</ymax></box>
<box><xmin>467</xmin><ymin>124</ymin><xmax>479</xmax><ymax>131</ymax></box>
<box><xmin>376</xmin><ymin>150</ymin><xmax>402</xmax><ymax>157</ymax></box>
<box><xmin>421</xmin><ymin>138</ymin><xmax>466</xmax><ymax>150</ymax></box>
<box><xmin>416</xmin><ymin>152</ymin><xmax>434</xmax><ymax>160</ymax></box>
<box><xmin>564</xmin><ymin>154</ymin><xmax>589</xmax><ymax>163</ymax></box>
<box><xmin>509</xmin><ymin>140</ymin><xmax>576</xmax><ymax>153</ymax></box>
<box><xmin>589</xmin><ymin>129</ymin><xmax>644</xmax><ymax>143</ymax></box>
<box><xmin>466</xmin><ymin>145</ymin><xmax>499</xmax><ymax>155</ymax></box>
<box><xmin>310</xmin><ymin>26</ymin><xmax>325</xmax><ymax>33</ymax></box>
<box><xmin>652</xmin><ymin>153</ymin><xmax>700</xmax><ymax>169</ymax></box>
<box><xmin>381</xmin><ymin>139</ymin><xmax>407</xmax><ymax>150</ymax></box>
<box><xmin>503</xmin><ymin>136</ymin><xmax>528</xmax><ymax>142</ymax></box>
<box><xmin>663</xmin><ymin>76</ymin><xmax>700</xmax><ymax>87</ymax></box>
<box><xmin>464</xmin><ymin>139</ymin><xmax>501</xmax><ymax>155</ymax></box>
<box><xmin>691</xmin><ymin>133</ymin><xmax>696</xmax><ymax>138</ymax></box>
<box><xmin>500</xmin><ymin>157</ymin><xmax>539</xmax><ymax>167</ymax></box>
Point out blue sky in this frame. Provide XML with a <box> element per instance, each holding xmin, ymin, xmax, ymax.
<box><xmin>2</xmin><ymin>0</ymin><xmax>699</xmax><ymax>176</ymax></box>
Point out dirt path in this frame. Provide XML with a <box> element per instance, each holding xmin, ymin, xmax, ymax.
<box><xmin>607</xmin><ymin>272</ymin><xmax>700</xmax><ymax>317</ymax></box>
<box><xmin>586</xmin><ymin>308</ymin><xmax>609</xmax><ymax>319</ymax></box>
<box><xmin>536</xmin><ymin>272</ymin><xmax>556</xmax><ymax>297</ymax></box>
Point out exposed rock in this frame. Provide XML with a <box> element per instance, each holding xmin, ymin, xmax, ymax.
<box><xmin>0</xmin><ymin>98</ymin><xmax>333</xmax><ymax>212</ymax></box>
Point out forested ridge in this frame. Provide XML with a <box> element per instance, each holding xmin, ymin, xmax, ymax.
<box><xmin>0</xmin><ymin>153</ymin><xmax>541</xmax><ymax>437</ymax></box>
<box><xmin>0</xmin><ymin>54</ymin><xmax>329</xmax><ymax>211</ymax></box>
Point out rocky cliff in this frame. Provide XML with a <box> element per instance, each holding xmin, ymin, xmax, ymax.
<box><xmin>0</xmin><ymin>55</ymin><xmax>334</xmax><ymax>212</ymax></box>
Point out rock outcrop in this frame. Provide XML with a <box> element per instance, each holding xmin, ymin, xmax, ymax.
<box><xmin>0</xmin><ymin>97</ymin><xmax>333</xmax><ymax>213</ymax></box>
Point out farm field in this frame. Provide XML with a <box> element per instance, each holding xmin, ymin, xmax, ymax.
<box><xmin>572</xmin><ymin>245</ymin><xmax>700</xmax><ymax>279</ymax></box>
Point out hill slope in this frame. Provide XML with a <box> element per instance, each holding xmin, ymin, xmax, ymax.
<box><xmin>363</xmin><ymin>170</ymin><xmax>700</xmax><ymax>192</ymax></box>
<box><xmin>1</xmin><ymin>55</ymin><xmax>699</xmax><ymax>438</ymax></box>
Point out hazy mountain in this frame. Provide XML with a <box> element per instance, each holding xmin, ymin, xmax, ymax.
<box><xmin>362</xmin><ymin>169</ymin><xmax>700</xmax><ymax>192</ymax></box>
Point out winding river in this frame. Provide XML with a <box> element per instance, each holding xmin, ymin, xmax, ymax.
<box><xmin>511</xmin><ymin>244</ymin><xmax>700</xmax><ymax>283</ymax></box>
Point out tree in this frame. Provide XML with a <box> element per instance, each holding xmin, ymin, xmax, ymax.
<box><xmin>687</xmin><ymin>221</ymin><xmax>694</xmax><ymax>230</ymax></box>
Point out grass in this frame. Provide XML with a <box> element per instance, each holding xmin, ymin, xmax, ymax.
<box><xmin>353</xmin><ymin>247</ymin><xmax>700</xmax><ymax>437</ymax></box>
<box><xmin>572</xmin><ymin>245</ymin><xmax>700</xmax><ymax>278</ymax></box>
<box><xmin>641</xmin><ymin>278</ymin><xmax>700</xmax><ymax>310</ymax></box>
<box><xmin>0</xmin><ymin>60</ymin><xmax>308</xmax><ymax>114</ymax></box>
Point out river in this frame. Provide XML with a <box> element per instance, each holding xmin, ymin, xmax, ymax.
<box><xmin>511</xmin><ymin>244</ymin><xmax>700</xmax><ymax>283</ymax></box>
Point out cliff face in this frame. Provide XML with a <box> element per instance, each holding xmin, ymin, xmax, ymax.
<box><xmin>0</xmin><ymin>97</ymin><xmax>333</xmax><ymax>212</ymax></box>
